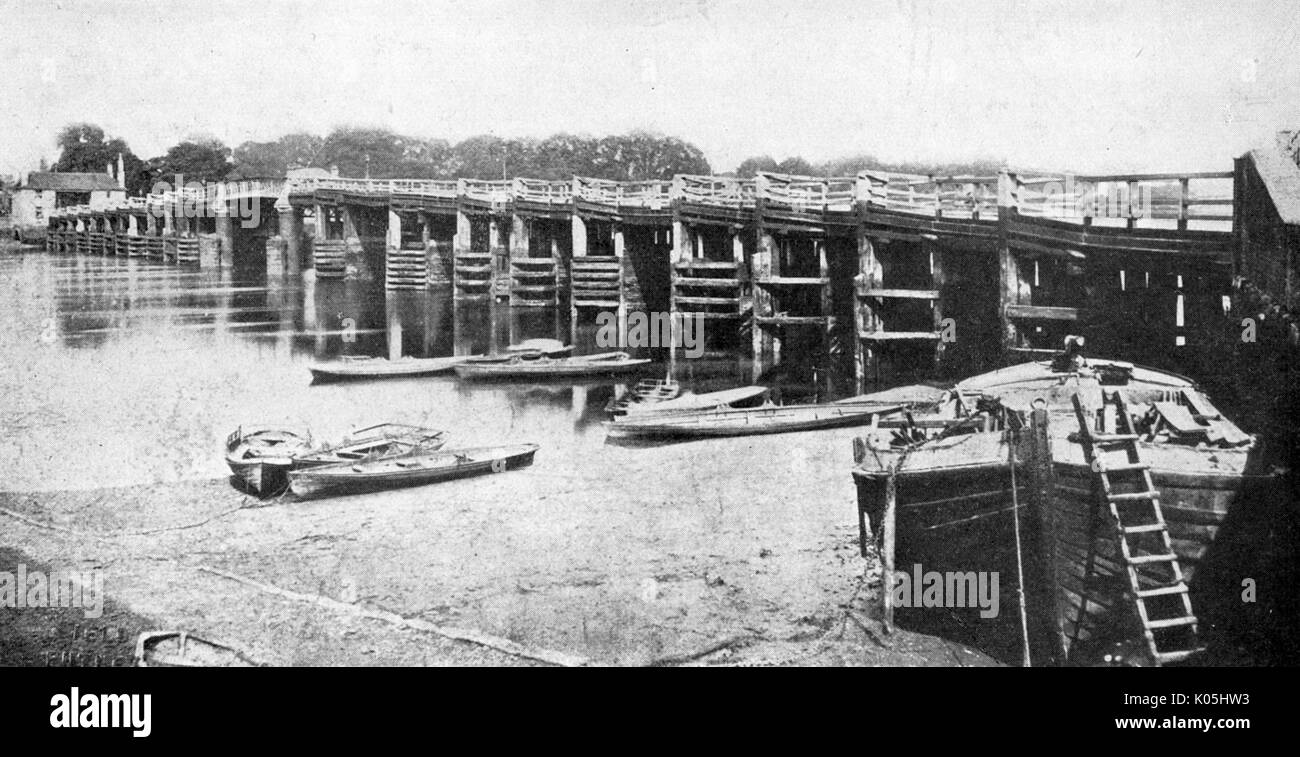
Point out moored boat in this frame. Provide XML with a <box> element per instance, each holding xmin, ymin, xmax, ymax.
<box><xmin>309</xmin><ymin>355</ymin><xmax>473</xmax><ymax>382</ymax></box>
<box><xmin>850</xmin><ymin>349</ymin><xmax>1280</xmax><ymax>666</ymax></box>
<box><xmin>606</xmin><ymin>400</ymin><xmax>905</xmax><ymax>440</ymax></box>
<box><xmin>605</xmin><ymin>377</ymin><xmax>683</xmax><ymax>415</ymax></box>
<box><xmin>289</xmin><ymin>443</ymin><xmax>540</xmax><ymax>498</ymax></box>
<box><xmin>454</xmin><ymin>352</ymin><xmax>651</xmax><ymax>380</ymax></box>
<box><xmin>616</xmin><ymin>385</ymin><xmax>771</xmax><ymax>417</ymax></box>
<box><xmin>290</xmin><ymin>423</ymin><xmax>448</xmax><ymax>468</ymax></box>
<box><xmin>224</xmin><ymin>426</ymin><xmax>314</xmax><ymax>495</ymax></box>
<box><xmin>505</xmin><ymin>338</ymin><xmax>572</xmax><ymax>357</ymax></box>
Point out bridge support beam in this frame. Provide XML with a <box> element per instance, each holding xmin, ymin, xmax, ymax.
<box><xmin>214</xmin><ymin>211</ymin><xmax>234</xmax><ymax>268</ymax></box>
<box><xmin>278</xmin><ymin>207</ymin><xmax>302</xmax><ymax>277</ymax></box>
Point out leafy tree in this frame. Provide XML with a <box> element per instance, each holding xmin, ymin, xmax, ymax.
<box><xmin>231</xmin><ymin>132</ymin><xmax>326</xmax><ymax>178</ymax></box>
<box><xmin>51</xmin><ymin>122</ymin><xmax>148</xmax><ymax>194</ymax></box>
<box><xmin>593</xmin><ymin>130</ymin><xmax>711</xmax><ymax>181</ymax></box>
<box><xmin>147</xmin><ymin>138</ymin><xmax>234</xmax><ymax>184</ymax></box>
<box><xmin>776</xmin><ymin>156</ymin><xmax>816</xmax><ymax>176</ymax></box>
<box><xmin>735</xmin><ymin>155</ymin><xmax>779</xmax><ymax>177</ymax></box>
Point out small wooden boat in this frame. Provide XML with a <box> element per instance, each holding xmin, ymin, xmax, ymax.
<box><xmin>606</xmin><ymin>401</ymin><xmax>904</xmax><ymax>440</ymax></box>
<box><xmin>850</xmin><ymin>347</ymin><xmax>1280</xmax><ymax>667</ymax></box>
<box><xmin>605</xmin><ymin>377</ymin><xmax>683</xmax><ymax>415</ymax></box>
<box><xmin>134</xmin><ymin>631</ymin><xmax>263</xmax><ymax>667</ymax></box>
<box><xmin>291</xmin><ymin>423</ymin><xmax>448</xmax><ymax>468</ymax></box>
<box><xmin>505</xmin><ymin>338</ymin><xmax>572</xmax><ymax>357</ymax></box>
<box><xmin>617</xmin><ymin>385</ymin><xmax>771</xmax><ymax>416</ymax></box>
<box><xmin>225</xmin><ymin>426</ymin><xmax>314</xmax><ymax>495</ymax></box>
<box><xmin>454</xmin><ymin>352</ymin><xmax>651</xmax><ymax>380</ymax></box>
<box><xmin>289</xmin><ymin>443</ymin><xmax>540</xmax><ymax>498</ymax></box>
<box><xmin>309</xmin><ymin>355</ymin><xmax>473</xmax><ymax>382</ymax></box>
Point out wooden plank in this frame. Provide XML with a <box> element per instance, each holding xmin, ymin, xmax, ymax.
<box><xmin>859</xmin><ymin>331</ymin><xmax>942</xmax><ymax>341</ymax></box>
<box><xmin>859</xmin><ymin>287</ymin><xmax>941</xmax><ymax>300</ymax></box>
<box><xmin>1005</xmin><ymin>304</ymin><xmax>1080</xmax><ymax>321</ymax></box>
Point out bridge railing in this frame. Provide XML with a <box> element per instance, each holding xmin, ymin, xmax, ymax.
<box><xmin>1005</xmin><ymin>171</ymin><xmax>1234</xmax><ymax>228</ymax></box>
<box><xmin>673</xmin><ymin>174</ymin><xmax>756</xmax><ymax>206</ymax></box>
<box><xmin>572</xmin><ymin>176</ymin><xmax>672</xmax><ymax>208</ymax></box>
<box><xmin>514</xmin><ymin>178</ymin><xmax>572</xmax><ymax>204</ymax></box>
<box><xmin>857</xmin><ymin>171</ymin><xmax>1001</xmax><ymax>219</ymax></box>
<box><xmin>758</xmin><ymin>172</ymin><xmax>856</xmax><ymax>211</ymax></box>
<box><xmin>460</xmin><ymin>179</ymin><xmax>513</xmax><ymax>204</ymax></box>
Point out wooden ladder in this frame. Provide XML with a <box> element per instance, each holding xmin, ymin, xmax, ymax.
<box><xmin>1070</xmin><ymin>390</ymin><xmax>1204</xmax><ymax>666</ymax></box>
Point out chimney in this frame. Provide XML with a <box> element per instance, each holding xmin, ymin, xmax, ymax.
<box><xmin>107</xmin><ymin>162</ymin><xmax>114</xmax><ymax>179</ymax></box>
<box><xmin>117</xmin><ymin>153</ymin><xmax>126</xmax><ymax>189</ymax></box>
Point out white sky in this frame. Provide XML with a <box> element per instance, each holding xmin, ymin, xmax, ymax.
<box><xmin>1</xmin><ymin>0</ymin><xmax>1297</xmax><ymax>178</ymax></box>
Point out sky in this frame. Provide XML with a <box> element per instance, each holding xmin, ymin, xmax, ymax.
<box><xmin>1</xmin><ymin>0</ymin><xmax>1297</xmax><ymax>178</ymax></box>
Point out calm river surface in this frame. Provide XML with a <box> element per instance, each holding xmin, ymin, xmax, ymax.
<box><xmin>0</xmin><ymin>248</ymin><xmax>838</xmax><ymax>493</ymax></box>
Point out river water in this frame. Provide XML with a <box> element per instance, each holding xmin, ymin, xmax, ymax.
<box><xmin>0</xmin><ymin>248</ymin><xmax>834</xmax><ymax>493</ymax></box>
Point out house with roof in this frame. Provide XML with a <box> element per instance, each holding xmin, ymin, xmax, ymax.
<box><xmin>9</xmin><ymin>168</ymin><xmax>126</xmax><ymax>242</ymax></box>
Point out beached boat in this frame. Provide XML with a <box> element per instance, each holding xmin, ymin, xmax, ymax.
<box><xmin>134</xmin><ymin>631</ymin><xmax>263</xmax><ymax>667</ymax></box>
<box><xmin>605</xmin><ymin>377</ymin><xmax>683</xmax><ymax>415</ymax></box>
<box><xmin>850</xmin><ymin>350</ymin><xmax>1279</xmax><ymax>666</ymax></box>
<box><xmin>616</xmin><ymin>385</ymin><xmax>771</xmax><ymax>417</ymax></box>
<box><xmin>454</xmin><ymin>352</ymin><xmax>651</xmax><ymax>380</ymax></box>
<box><xmin>291</xmin><ymin>423</ymin><xmax>448</xmax><ymax>468</ymax></box>
<box><xmin>289</xmin><ymin>443</ymin><xmax>540</xmax><ymax>498</ymax></box>
<box><xmin>606</xmin><ymin>400</ymin><xmax>905</xmax><ymax>440</ymax></box>
<box><xmin>224</xmin><ymin>426</ymin><xmax>314</xmax><ymax>495</ymax></box>
<box><xmin>309</xmin><ymin>355</ymin><xmax>473</xmax><ymax>382</ymax></box>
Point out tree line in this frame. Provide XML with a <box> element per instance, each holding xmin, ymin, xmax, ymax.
<box><xmin>48</xmin><ymin>124</ymin><xmax>713</xmax><ymax>194</ymax></box>
<box><xmin>48</xmin><ymin>122</ymin><xmax>1007</xmax><ymax>197</ymax></box>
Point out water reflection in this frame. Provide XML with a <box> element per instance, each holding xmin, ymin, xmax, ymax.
<box><xmin>1</xmin><ymin>252</ymin><xmax>844</xmax><ymax>491</ymax></box>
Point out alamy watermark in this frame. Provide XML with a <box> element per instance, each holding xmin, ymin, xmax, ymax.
<box><xmin>1001</xmin><ymin>174</ymin><xmax>1155</xmax><ymax>220</ymax></box>
<box><xmin>595</xmin><ymin>310</ymin><xmax>704</xmax><ymax>358</ymax></box>
<box><xmin>886</xmin><ymin>563</ymin><xmax>1000</xmax><ymax>618</ymax></box>
<box><xmin>0</xmin><ymin>563</ymin><xmax>104</xmax><ymax>619</ymax></box>
<box><xmin>149</xmin><ymin>173</ymin><xmax>263</xmax><ymax>228</ymax></box>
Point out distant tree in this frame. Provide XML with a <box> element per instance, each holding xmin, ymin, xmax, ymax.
<box><xmin>735</xmin><ymin>155</ymin><xmax>779</xmax><ymax>177</ymax></box>
<box><xmin>51</xmin><ymin>122</ymin><xmax>148</xmax><ymax>193</ymax></box>
<box><xmin>231</xmin><ymin>132</ymin><xmax>326</xmax><ymax>178</ymax></box>
<box><xmin>147</xmin><ymin>138</ymin><xmax>234</xmax><ymax>184</ymax></box>
<box><xmin>450</xmin><ymin>134</ymin><xmax>509</xmax><ymax>179</ymax></box>
<box><xmin>593</xmin><ymin>131</ymin><xmax>710</xmax><ymax>181</ymax></box>
<box><xmin>314</xmin><ymin>127</ymin><xmax>410</xmax><ymax>178</ymax></box>
<box><xmin>776</xmin><ymin>156</ymin><xmax>816</xmax><ymax>176</ymax></box>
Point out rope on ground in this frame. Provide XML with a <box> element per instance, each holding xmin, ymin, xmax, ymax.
<box><xmin>0</xmin><ymin>502</ymin><xmax>251</xmax><ymax>540</ymax></box>
<box><xmin>196</xmin><ymin>565</ymin><xmax>590</xmax><ymax>668</ymax></box>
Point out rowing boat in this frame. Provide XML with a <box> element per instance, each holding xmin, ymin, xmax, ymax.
<box><xmin>291</xmin><ymin>423</ymin><xmax>448</xmax><ymax>468</ymax></box>
<box><xmin>505</xmin><ymin>338</ymin><xmax>572</xmax><ymax>356</ymax></box>
<box><xmin>289</xmin><ymin>443</ymin><xmax>540</xmax><ymax>498</ymax></box>
<box><xmin>605</xmin><ymin>378</ymin><xmax>683</xmax><ymax>415</ymax></box>
<box><xmin>224</xmin><ymin>426</ymin><xmax>314</xmax><ymax>495</ymax></box>
<box><xmin>606</xmin><ymin>401</ymin><xmax>904</xmax><ymax>439</ymax></box>
<box><xmin>454</xmin><ymin>352</ymin><xmax>651</xmax><ymax>380</ymax></box>
<box><xmin>617</xmin><ymin>385</ymin><xmax>771</xmax><ymax>416</ymax></box>
<box><xmin>309</xmin><ymin>355</ymin><xmax>473</xmax><ymax>382</ymax></box>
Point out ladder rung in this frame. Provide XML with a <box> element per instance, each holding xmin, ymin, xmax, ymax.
<box><xmin>1156</xmin><ymin>648</ymin><xmax>1206</xmax><ymax>664</ymax></box>
<box><xmin>1130</xmin><ymin>553</ymin><xmax>1178</xmax><ymax>565</ymax></box>
<box><xmin>1091</xmin><ymin>433</ymin><xmax>1140</xmax><ymax>443</ymax></box>
<box><xmin>1137</xmin><ymin>584</ymin><xmax>1190</xmax><ymax>598</ymax></box>
<box><xmin>1123</xmin><ymin>523</ymin><xmax>1167</xmax><ymax>534</ymax></box>
<box><xmin>1147</xmin><ymin>616</ymin><xmax>1198</xmax><ymax>630</ymax></box>
<box><xmin>1098</xmin><ymin>462</ymin><xmax>1150</xmax><ymax>473</ymax></box>
<box><xmin>1109</xmin><ymin>491</ymin><xmax>1160</xmax><ymax>502</ymax></box>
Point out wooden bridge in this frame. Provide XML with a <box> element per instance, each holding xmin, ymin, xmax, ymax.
<box><xmin>41</xmin><ymin>146</ymin><xmax>1300</xmax><ymax>391</ymax></box>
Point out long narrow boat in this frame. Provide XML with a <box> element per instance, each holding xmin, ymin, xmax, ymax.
<box><xmin>309</xmin><ymin>355</ymin><xmax>473</xmax><ymax>382</ymax></box>
<box><xmin>505</xmin><ymin>338</ymin><xmax>572</xmax><ymax>356</ymax></box>
<box><xmin>616</xmin><ymin>385</ymin><xmax>770</xmax><ymax>417</ymax></box>
<box><xmin>225</xmin><ymin>426</ymin><xmax>314</xmax><ymax>495</ymax></box>
<box><xmin>291</xmin><ymin>423</ymin><xmax>448</xmax><ymax>468</ymax></box>
<box><xmin>606</xmin><ymin>401</ymin><xmax>905</xmax><ymax>440</ymax></box>
<box><xmin>289</xmin><ymin>443</ymin><xmax>540</xmax><ymax>498</ymax></box>
<box><xmin>850</xmin><ymin>353</ymin><xmax>1280</xmax><ymax>666</ymax></box>
<box><xmin>605</xmin><ymin>378</ymin><xmax>683</xmax><ymax>415</ymax></box>
<box><xmin>454</xmin><ymin>352</ymin><xmax>651</xmax><ymax>380</ymax></box>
